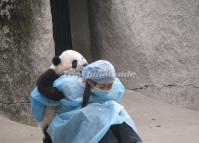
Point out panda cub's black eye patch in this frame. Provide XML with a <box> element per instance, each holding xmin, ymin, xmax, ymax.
<box><xmin>72</xmin><ymin>60</ymin><xmax>78</xmax><ymax>69</ymax></box>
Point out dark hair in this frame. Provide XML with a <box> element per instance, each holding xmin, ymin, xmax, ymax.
<box><xmin>81</xmin><ymin>80</ymin><xmax>96</xmax><ymax>108</ymax></box>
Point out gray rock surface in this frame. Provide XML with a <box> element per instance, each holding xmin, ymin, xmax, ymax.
<box><xmin>1</xmin><ymin>0</ymin><xmax>199</xmax><ymax>125</ymax></box>
<box><xmin>88</xmin><ymin>0</ymin><xmax>199</xmax><ymax>109</ymax></box>
<box><xmin>0</xmin><ymin>0</ymin><xmax>54</xmax><ymax>124</ymax></box>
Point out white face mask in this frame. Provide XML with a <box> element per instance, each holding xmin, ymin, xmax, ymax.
<box><xmin>91</xmin><ymin>87</ymin><xmax>110</xmax><ymax>96</ymax></box>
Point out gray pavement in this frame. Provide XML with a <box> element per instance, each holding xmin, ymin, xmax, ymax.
<box><xmin>0</xmin><ymin>90</ymin><xmax>199</xmax><ymax>143</ymax></box>
<box><xmin>0</xmin><ymin>114</ymin><xmax>42</xmax><ymax>143</ymax></box>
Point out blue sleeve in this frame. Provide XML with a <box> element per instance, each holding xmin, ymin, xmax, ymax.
<box><xmin>31</xmin><ymin>75</ymin><xmax>71</xmax><ymax>105</ymax></box>
<box><xmin>53</xmin><ymin>75</ymin><xmax>72</xmax><ymax>97</ymax></box>
<box><xmin>31</xmin><ymin>87</ymin><xmax>61</xmax><ymax>122</ymax></box>
<box><xmin>30</xmin><ymin>75</ymin><xmax>72</xmax><ymax>122</ymax></box>
<box><xmin>31</xmin><ymin>87</ymin><xmax>61</xmax><ymax>106</ymax></box>
<box><xmin>109</xmin><ymin>78</ymin><xmax>126</xmax><ymax>102</ymax></box>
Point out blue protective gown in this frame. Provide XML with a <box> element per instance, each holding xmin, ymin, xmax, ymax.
<box><xmin>31</xmin><ymin>75</ymin><xmax>138</xmax><ymax>143</ymax></box>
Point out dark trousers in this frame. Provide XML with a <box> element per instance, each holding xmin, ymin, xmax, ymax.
<box><xmin>43</xmin><ymin>126</ymin><xmax>53</xmax><ymax>143</ymax></box>
<box><xmin>43</xmin><ymin>122</ymin><xmax>142</xmax><ymax>143</ymax></box>
<box><xmin>99</xmin><ymin>122</ymin><xmax>143</xmax><ymax>143</ymax></box>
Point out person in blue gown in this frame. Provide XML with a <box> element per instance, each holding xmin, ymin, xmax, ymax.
<box><xmin>31</xmin><ymin>60</ymin><xmax>142</xmax><ymax>143</ymax></box>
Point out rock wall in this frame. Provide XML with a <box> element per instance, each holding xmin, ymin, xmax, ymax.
<box><xmin>69</xmin><ymin>0</ymin><xmax>92</xmax><ymax>62</ymax></box>
<box><xmin>0</xmin><ymin>0</ymin><xmax>54</xmax><ymax>125</ymax></box>
<box><xmin>1</xmin><ymin>0</ymin><xmax>199</xmax><ymax>125</ymax></box>
<box><xmin>88</xmin><ymin>0</ymin><xmax>199</xmax><ymax>109</ymax></box>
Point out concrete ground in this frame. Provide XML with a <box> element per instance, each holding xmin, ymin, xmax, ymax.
<box><xmin>0</xmin><ymin>90</ymin><xmax>199</xmax><ymax>143</ymax></box>
<box><xmin>0</xmin><ymin>114</ymin><xmax>42</xmax><ymax>143</ymax></box>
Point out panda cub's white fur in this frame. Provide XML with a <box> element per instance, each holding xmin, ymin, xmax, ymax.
<box><xmin>50</xmin><ymin>50</ymin><xmax>88</xmax><ymax>73</ymax></box>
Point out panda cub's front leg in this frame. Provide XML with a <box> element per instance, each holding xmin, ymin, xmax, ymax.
<box><xmin>36</xmin><ymin>68</ymin><xmax>64</xmax><ymax>100</ymax></box>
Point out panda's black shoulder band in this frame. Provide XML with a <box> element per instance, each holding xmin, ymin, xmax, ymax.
<box><xmin>52</xmin><ymin>56</ymin><xmax>61</xmax><ymax>66</ymax></box>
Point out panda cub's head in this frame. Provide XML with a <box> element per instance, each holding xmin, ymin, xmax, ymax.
<box><xmin>50</xmin><ymin>50</ymin><xmax>88</xmax><ymax>74</ymax></box>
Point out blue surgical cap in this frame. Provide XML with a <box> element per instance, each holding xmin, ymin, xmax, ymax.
<box><xmin>82</xmin><ymin>60</ymin><xmax>116</xmax><ymax>83</ymax></box>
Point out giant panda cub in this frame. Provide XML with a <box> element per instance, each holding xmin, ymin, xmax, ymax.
<box><xmin>36</xmin><ymin>50</ymin><xmax>88</xmax><ymax>143</ymax></box>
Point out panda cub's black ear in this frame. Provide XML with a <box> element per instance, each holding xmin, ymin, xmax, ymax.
<box><xmin>52</xmin><ymin>56</ymin><xmax>61</xmax><ymax>66</ymax></box>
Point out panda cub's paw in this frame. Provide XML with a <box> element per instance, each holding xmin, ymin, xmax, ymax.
<box><xmin>49</xmin><ymin>87</ymin><xmax>65</xmax><ymax>101</ymax></box>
